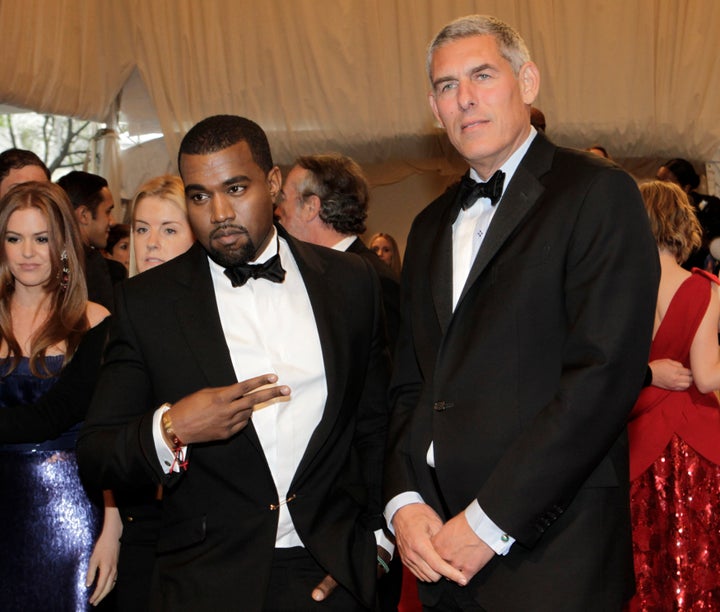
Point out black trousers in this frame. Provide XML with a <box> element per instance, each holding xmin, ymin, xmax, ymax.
<box><xmin>377</xmin><ymin>555</ymin><xmax>402</xmax><ymax>611</ymax></box>
<box><xmin>420</xmin><ymin>579</ymin><xmax>487</xmax><ymax>612</ymax></box>
<box><xmin>264</xmin><ymin>547</ymin><xmax>370</xmax><ymax>612</ymax></box>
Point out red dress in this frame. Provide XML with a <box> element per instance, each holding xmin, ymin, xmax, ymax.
<box><xmin>627</xmin><ymin>269</ymin><xmax>720</xmax><ymax>610</ymax></box>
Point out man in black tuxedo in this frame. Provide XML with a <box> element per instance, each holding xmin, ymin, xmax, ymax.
<box><xmin>78</xmin><ymin>115</ymin><xmax>390</xmax><ymax>610</ymax></box>
<box><xmin>276</xmin><ymin>153</ymin><xmax>401</xmax><ymax>610</ymax></box>
<box><xmin>57</xmin><ymin>171</ymin><xmax>124</xmax><ymax>311</ymax></box>
<box><xmin>384</xmin><ymin>15</ymin><xmax>659</xmax><ymax>611</ymax></box>
<box><xmin>275</xmin><ymin>153</ymin><xmax>400</xmax><ymax>350</ymax></box>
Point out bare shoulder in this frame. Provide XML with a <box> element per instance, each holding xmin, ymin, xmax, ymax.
<box><xmin>86</xmin><ymin>301</ymin><xmax>111</xmax><ymax>327</ymax></box>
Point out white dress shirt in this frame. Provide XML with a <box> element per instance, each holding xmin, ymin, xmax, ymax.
<box><xmin>385</xmin><ymin>128</ymin><xmax>538</xmax><ymax>556</ymax></box>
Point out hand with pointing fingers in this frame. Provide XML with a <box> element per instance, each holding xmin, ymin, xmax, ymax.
<box><xmin>165</xmin><ymin>374</ymin><xmax>290</xmax><ymax>445</ymax></box>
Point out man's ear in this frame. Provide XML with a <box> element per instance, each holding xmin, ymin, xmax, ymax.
<box><xmin>75</xmin><ymin>205</ymin><xmax>90</xmax><ymax>227</ymax></box>
<box><xmin>302</xmin><ymin>194</ymin><xmax>321</xmax><ymax>222</ymax></box>
<box><xmin>518</xmin><ymin>62</ymin><xmax>540</xmax><ymax>105</ymax></box>
<box><xmin>267</xmin><ymin>166</ymin><xmax>282</xmax><ymax>201</ymax></box>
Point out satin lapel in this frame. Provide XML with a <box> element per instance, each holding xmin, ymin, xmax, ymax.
<box><xmin>172</xmin><ymin>246</ymin><xmax>234</xmax><ymax>386</ymax></box>
<box><xmin>430</xmin><ymin>185</ymin><xmax>462</xmax><ymax>334</ymax></box>
<box><xmin>172</xmin><ymin>243</ymin><xmax>265</xmax><ymax>453</ymax></box>
<box><xmin>458</xmin><ymin>135</ymin><xmax>554</xmax><ymax>305</ymax></box>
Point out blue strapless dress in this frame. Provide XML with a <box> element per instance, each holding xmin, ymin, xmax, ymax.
<box><xmin>0</xmin><ymin>356</ymin><xmax>101</xmax><ymax>611</ymax></box>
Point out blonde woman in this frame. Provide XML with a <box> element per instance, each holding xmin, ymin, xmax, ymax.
<box><xmin>129</xmin><ymin>175</ymin><xmax>195</xmax><ymax>275</ymax></box>
<box><xmin>628</xmin><ymin>180</ymin><xmax>720</xmax><ymax>609</ymax></box>
<box><xmin>368</xmin><ymin>232</ymin><xmax>401</xmax><ymax>278</ymax></box>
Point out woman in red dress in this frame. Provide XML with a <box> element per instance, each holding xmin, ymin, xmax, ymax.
<box><xmin>628</xmin><ymin>180</ymin><xmax>720</xmax><ymax>610</ymax></box>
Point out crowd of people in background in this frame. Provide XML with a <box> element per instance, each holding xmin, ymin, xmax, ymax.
<box><xmin>0</xmin><ymin>12</ymin><xmax>719</xmax><ymax>612</ymax></box>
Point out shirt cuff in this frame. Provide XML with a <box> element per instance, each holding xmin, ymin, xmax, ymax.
<box><xmin>153</xmin><ymin>405</ymin><xmax>188</xmax><ymax>474</ymax></box>
<box><xmin>383</xmin><ymin>491</ymin><xmax>425</xmax><ymax>535</ymax></box>
<box><xmin>465</xmin><ymin>500</ymin><xmax>514</xmax><ymax>555</ymax></box>
<box><xmin>374</xmin><ymin>529</ymin><xmax>395</xmax><ymax>559</ymax></box>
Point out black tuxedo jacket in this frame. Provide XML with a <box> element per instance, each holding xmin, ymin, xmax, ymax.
<box><xmin>84</xmin><ymin>245</ymin><xmax>115</xmax><ymax>313</ymax></box>
<box><xmin>384</xmin><ymin>133</ymin><xmax>659</xmax><ymax>610</ymax></box>
<box><xmin>346</xmin><ymin>237</ymin><xmax>401</xmax><ymax>351</ymax></box>
<box><xmin>78</xmin><ymin>229</ymin><xmax>390</xmax><ymax>610</ymax></box>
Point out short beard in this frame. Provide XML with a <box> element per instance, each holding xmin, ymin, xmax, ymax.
<box><xmin>204</xmin><ymin>232</ymin><xmax>256</xmax><ymax>268</ymax></box>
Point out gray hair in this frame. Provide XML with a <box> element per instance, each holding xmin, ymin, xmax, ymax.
<box><xmin>295</xmin><ymin>153</ymin><xmax>368</xmax><ymax>235</ymax></box>
<box><xmin>426</xmin><ymin>15</ymin><xmax>531</xmax><ymax>82</ymax></box>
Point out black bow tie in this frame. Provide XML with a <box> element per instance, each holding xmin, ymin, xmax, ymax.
<box><xmin>459</xmin><ymin>170</ymin><xmax>506</xmax><ymax>209</ymax></box>
<box><xmin>224</xmin><ymin>253</ymin><xmax>286</xmax><ymax>287</ymax></box>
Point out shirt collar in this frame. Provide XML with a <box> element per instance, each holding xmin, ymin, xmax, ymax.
<box><xmin>252</xmin><ymin>226</ymin><xmax>279</xmax><ymax>264</ymax></box>
<box><xmin>330</xmin><ymin>235</ymin><xmax>357</xmax><ymax>252</ymax></box>
<box><xmin>469</xmin><ymin>126</ymin><xmax>537</xmax><ymax>196</ymax></box>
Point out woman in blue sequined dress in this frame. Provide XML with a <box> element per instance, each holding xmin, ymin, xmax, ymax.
<box><xmin>0</xmin><ymin>182</ymin><xmax>111</xmax><ymax>611</ymax></box>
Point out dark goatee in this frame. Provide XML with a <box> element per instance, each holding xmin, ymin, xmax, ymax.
<box><xmin>206</xmin><ymin>241</ymin><xmax>255</xmax><ymax>268</ymax></box>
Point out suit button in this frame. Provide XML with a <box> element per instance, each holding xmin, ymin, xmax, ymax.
<box><xmin>433</xmin><ymin>401</ymin><xmax>454</xmax><ymax>411</ymax></box>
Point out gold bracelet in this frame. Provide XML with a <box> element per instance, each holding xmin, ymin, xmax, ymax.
<box><xmin>161</xmin><ymin>404</ymin><xmax>184</xmax><ymax>447</ymax></box>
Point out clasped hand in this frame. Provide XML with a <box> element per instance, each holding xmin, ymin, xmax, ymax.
<box><xmin>393</xmin><ymin>503</ymin><xmax>495</xmax><ymax>586</ymax></box>
<box><xmin>167</xmin><ymin>373</ymin><xmax>290</xmax><ymax>444</ymax></box>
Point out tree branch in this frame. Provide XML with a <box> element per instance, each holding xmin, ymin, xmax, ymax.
<box><xmin>6</xmin><ymin>114</ymin><xmax>18</xmax><ymax>149</ymax></box>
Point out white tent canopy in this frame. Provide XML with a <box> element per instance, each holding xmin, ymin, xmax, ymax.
<box><xmin>1</xmin><ymin>0</ymin><xmax>719</xmax><ymax>249</ymax></box>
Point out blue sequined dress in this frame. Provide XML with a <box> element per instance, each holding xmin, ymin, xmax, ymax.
<box><xmin>0</xmin><ymin>355</ymin><xmax>101</xmax><ymax>611</ymax></box>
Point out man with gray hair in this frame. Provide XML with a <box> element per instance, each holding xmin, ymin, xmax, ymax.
<box><xmin>276</xmin><ymin>153</ymin><xmax>400</xmax><ymax>349</ymax></box>
<box><xmin>384</xmin><ymin>14</ymin><xmax>658</xmax><ymax>610</ymax></box>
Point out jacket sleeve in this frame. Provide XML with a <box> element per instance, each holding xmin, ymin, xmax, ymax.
<box><xmin>350</xmin><ymin>258</ymin><xmax>392</xmax><ymax>529</ymax></box>
<box><xmin>77</xmin><ymin>283</ymin><xmax>165</xmax><ymax>492</ymax></box>
<box><xmin>0</xmin><ymin>317</ymin><xmax>110</xmax><ymax>443</ymax></box>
